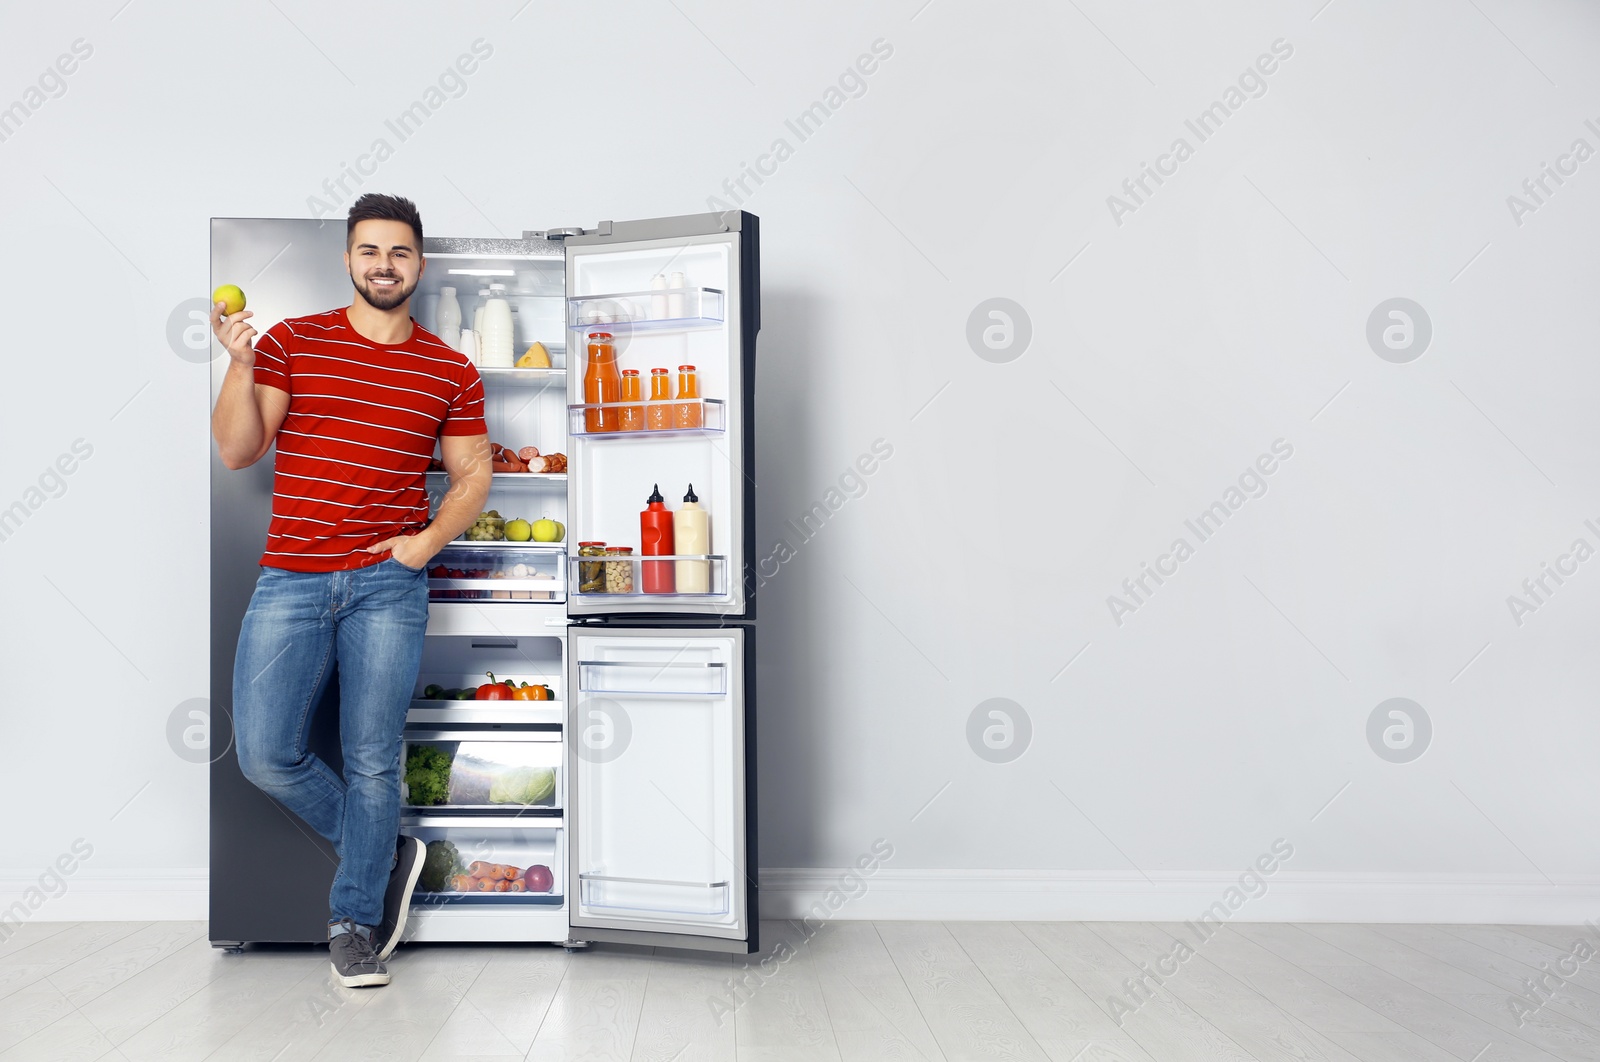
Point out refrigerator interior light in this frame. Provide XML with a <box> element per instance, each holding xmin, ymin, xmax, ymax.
<box><xmin>447</xmin><ymin>268</ymin><xmax>518</xmax><ymax>276</ymax></box>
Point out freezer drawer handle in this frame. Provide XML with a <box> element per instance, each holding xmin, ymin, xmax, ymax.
<box><xmin>578</xmin><ymin>873</ymin><xmax>729</xmax><ymax>889</ymax></box>
<box><xmin>470</xmin><ymin>639</ymin><xmax>519</xmax><ymax>649</ymax></box>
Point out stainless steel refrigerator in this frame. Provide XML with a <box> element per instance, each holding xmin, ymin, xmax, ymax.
<box><xmin>210</xmin><ymin>211</ymin><xmax>759</xmax><ymax>954</ymax></box>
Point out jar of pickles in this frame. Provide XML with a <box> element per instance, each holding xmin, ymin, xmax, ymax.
<box><xmin>604</xmin><ymin>546</ymin><xmax>635</xmax><ymax>594</ymax></box>
<box><xmin>578</xmin><ymin>541</ymin><xmax>607</xmax><ymax>593</ymax></box>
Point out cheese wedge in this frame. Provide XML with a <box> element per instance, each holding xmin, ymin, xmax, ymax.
<box><xmin>515</xmin><ymin>341</ymin><xmax>551</xmax><ymax>368</ymax></box>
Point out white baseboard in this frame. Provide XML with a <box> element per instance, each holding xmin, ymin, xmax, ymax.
<box><xmin>6</xmin><ymin>868</ymin><xmax>1598</xmax><ymax>926</ymax></box>
<box><xmin>758</xmin><ymin>868</ymin><xmax>1600</xmax><ymax>925</ymax></box>
<box><xmin>0</xmin><ymin>870</ymin><xmax>207</xmax><ymax>923</ymax></box>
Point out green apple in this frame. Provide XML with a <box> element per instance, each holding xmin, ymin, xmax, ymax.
<box><xmin>212</xmin><ymin>284</ymin><xmax>246</xmax><ymax>315</ymax></box>
<box><xmin>505</xmin><ymin>518</ymin><xmax>533</xmax><ymax>542</ymax></box>
<box><xmin>531</xmin><ymin>518</ymin><xmax>561</xmax><ymax>543</ymax></box>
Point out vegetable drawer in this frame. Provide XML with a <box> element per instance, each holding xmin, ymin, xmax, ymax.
<box><xmin>405</xmin><ymin>824</ymin><xmax>563</xmax><ymax>907</ymax></box>
<box><xmin>402</xmin><ymin>730</ymin><xmax>562</xmax><ymax>812</ymax></box>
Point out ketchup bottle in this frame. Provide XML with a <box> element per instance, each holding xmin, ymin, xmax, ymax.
<box><xmin>639</xmin><ymin>484</ymin><xmax>676</xmax><ymax>593</ymax></box>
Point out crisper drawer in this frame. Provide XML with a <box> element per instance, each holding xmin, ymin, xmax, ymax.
<box><xmin>427</xmin><ymin>544</ymin><xmax>564</xmax><ymax>602</ymax></box>
<box><xmin>405</xmin><ymin>823</ymin><xmax>563</xmax><ymax>907</ymax></box>
<box><xmin>402</xmin><ymin>729</ymin><xmax>562</xmax><ymax>813</ymax></box>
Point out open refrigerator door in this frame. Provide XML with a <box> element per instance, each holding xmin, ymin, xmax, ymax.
<box><xmin>562</xmin><ymin>213</ymin><xmax>759</xmax><ymax>620</ymax></box>
<box><xmin>565</xmin><ymin>627</ymin><xmax>755</xmax><ymax>951</ymax></box>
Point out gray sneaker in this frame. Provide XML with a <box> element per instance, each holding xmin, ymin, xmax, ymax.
<box><xmin>328</xmin><ymin>918</ymin><xmax>390</xmax><ymax>988</ymax></box>
<box><xmin>376</xmin><ymin>835</ymin><xmax>427</xmax><ymax>961</ymax></box>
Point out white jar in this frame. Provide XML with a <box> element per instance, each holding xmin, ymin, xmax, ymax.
<box><xmin>436</xmin><ymin>286</ymin><xmax>462</xmax><ymax>348</ymax></box>
<box><xmin>480</xmin><ymin>283</ymin><xmax>515</xmax><ymax>368</ymax></box>
<box><xmin>650</xmin><ymin>273</ymin><xmax>668</xmax><ymax>320</ymax></box>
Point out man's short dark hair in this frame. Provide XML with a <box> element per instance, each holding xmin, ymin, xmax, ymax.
<box><xmin>346</xmin><ymin>193</ymin><xmax>423</xmax><ymax>250</ymax></box>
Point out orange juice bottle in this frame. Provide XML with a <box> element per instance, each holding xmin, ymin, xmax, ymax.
<box><xmin>674</xmin><ymin>364</ymin><xmax>702</xmax><ymax>429</ymax></box>
<box><xmin>619</xmin><ymin>369</ymin><xmax>644</xmax><ymax>432</ymax></box>
<box><xmin>646</xmin><ymin>367</ymin><xmax>672</xmax><ymax>430</ymax></box>
<box><xmin>583</xmin><ymin>332</ymin><xmax>620</xmax><ymax>432</ymax></box>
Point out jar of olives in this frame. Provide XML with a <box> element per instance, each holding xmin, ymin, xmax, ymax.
<box><xmin>604</xmin><ymin>547</ymin><xmax>635</xmax><ymax>594</ymax></box>
<box><xmin>578</xmin><ymin>542</ymin><xmax>607</xmax><ymax>593</ymax></box>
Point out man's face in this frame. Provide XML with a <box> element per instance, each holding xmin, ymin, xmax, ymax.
<box><xmin>345</xmin><ymin>218</ymin><xmax>423</xmax><ymax>311</ymax></box>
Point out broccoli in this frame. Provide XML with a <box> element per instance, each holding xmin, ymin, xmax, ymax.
<box><xmin>404</xmin><ymin>744</ymin><xmax>452</xmax><ymax>807</ymax></box>
<box><xmin>418</xmin><ymin>839</ymin><xmax>462</xmax><ymax>892</ymax></box>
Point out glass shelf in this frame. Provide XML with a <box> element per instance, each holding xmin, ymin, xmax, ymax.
<box><xmin>570</xmin><ymin>554</ymin><xmax>727</xmax><ymax>598</ymax></box>
<box><xmin>567</xmin><ymin>399</ymin><xmax>724</xmax><ymax>437</ymax></box>
<box><xmin>568</xmin><ymin>287</ymin><xmax>724</xmax><ymax>332</ymax></box>
<box><xmin>427</xmin><ymin>471</ymin><xmax>567</xmax><ymax>484</ymax></box>
<box><xmin>407</xmin><ymin>702</ymin><xmax>564</xmax><ymax>728</ymax></box>
<box><xmin>478</xmin><ymin>366</ymin><xmax>566</xmax><ymax>387</ymax></box>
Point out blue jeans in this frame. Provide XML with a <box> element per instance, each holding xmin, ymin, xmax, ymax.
<box><xmin>233</xmin><ymin>558</ymin><xmax>429</xmax><ymax>927</ymax></box>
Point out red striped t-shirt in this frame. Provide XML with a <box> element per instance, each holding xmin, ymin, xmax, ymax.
<box><xmin>252</xmin><ymin>307</ymin><xmax>486</xmax><ymax>572</ymax></box>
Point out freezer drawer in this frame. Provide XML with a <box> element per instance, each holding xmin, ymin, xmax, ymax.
<box><xmin>426</xmin><ymin>544</ymin><xmax>564</xmax><ymax>602</ymax></box>
<box><xmin>566</xmin><ymin>627</ymin><xmax>754</xmax><ymax>951</ymax></box>
<box><xmin>413</xmin><ymin>632</ymin><xmax>565</xmax><ymax>705</ymax></box>
<box><xmin>403</xmin><ymin>823</ymin><xmax>563</xmax><ymax>907</ymax></box>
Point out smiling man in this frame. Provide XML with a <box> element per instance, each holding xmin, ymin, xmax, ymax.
<box><xmin>209</xmin><ymin>193</ymin><xmax>491</xmax><ymax>987</ymax></box>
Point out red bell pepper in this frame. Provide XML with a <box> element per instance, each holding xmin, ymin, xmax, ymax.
<box><xmin>476</xmin><ymin>671</ymin><xmax>514</xmax><ymax>700</ymax></box>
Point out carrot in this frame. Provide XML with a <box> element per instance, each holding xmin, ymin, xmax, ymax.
<box><xmin>469</xmin><ymin>861</ymin><xmax>491</xmax><ymax>878</ymax></box>
<box><xmin>507</xmin><ymin>879</ymin><xmax>525</xmax><ymax>892</ymax></box>
<box><xmin>476</xmin><ymin>877</ymin><xmax>497</xmax><ymax>892</ymax></box>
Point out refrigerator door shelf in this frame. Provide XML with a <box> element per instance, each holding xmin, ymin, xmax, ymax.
<box><xmin>568</xmin><ymin>287</ymin><xmax>724</xmax><ymax>331</ymax></box>
<box><xmin>579</xmin><ymin>659</ymin><xmax>727</xmax><ymax>696</ymax></box>
<box><xmin>570</xmin><ymin>556</ymin><xmax>727</xmax><ymax>600</ymax></box>
<box><xmin>579</xmin><ymin>874</ymin><xmax>729</xmax><ymax>917</ymax></box>
<box><xmin>568</xmin><ymin>399</ymin><xmax>725</xmax><ymax>436</ymax></box>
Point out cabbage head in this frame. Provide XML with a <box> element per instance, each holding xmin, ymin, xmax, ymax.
<box><xmin>489</xmin><ymin>766</ymin><xmax>556</xmax><ymax>805</ymax></box>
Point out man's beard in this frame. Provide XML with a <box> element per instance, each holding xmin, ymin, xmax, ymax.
<box><xmin>352</xmin><ymin>270</ymin><xmax>417</xmax><ymax>311</ymax></box>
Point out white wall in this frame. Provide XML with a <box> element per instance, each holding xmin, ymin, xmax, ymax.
<box><xmin>3</xmin><ymin>0</ymin><xmax>1598</xmax><ymax>923</ymax></box>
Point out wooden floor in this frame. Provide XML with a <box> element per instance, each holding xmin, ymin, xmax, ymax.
<box><xmin>2</xmin><ymin>919</ymin><xmax>1597</xmax><ymax>1060</ymax></box>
